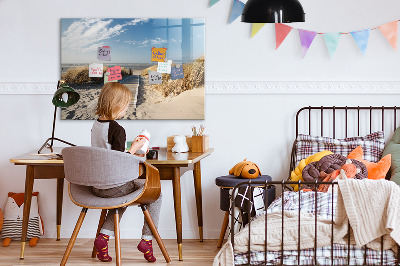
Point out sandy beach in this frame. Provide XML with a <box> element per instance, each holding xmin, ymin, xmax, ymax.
<box><xmin>60</xmin><ymin>56</ymin><xmax>205</xmax><ymax>120</ymax></box>
<box><xmin>134</xmin><ymin>86</ymin><xmax>205</xmax><ymax>119</ymax></box>
<box><xmin>60</xmin><ymin>76</ymin><xmax>205</xmax><ymax>120</ymax></box>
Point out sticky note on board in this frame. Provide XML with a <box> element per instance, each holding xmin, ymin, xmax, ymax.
<box><xmin>157</xmin><ymin>60</ymin><xmax>172</xmax><ymax>74</ymax></box>
<box><xmin>104</xmin><ymin>71</ymin><xmax>117</xmax><ymax>84</ymax></box>
<box><xmin>149</xmin><ymin>71</ymin><xmax>162</xmax><ymax>84</ymax></box>
<box><xmin>151</xmin><ymin>47</ymin><xmax>167</xmax><ymax>62</ymax></box>
<box><xmin>171</xmin><ymin>66</ymin><xmax>184</xmax><ymax>80</ymax></box>
<box><xmin>98</xmin><ymin>46</ymin><xmax>111</xmax><ymax>61</ymax></box>
<box><xmin>89</xmin><ymin>63</ymin><xmax>103</xmax><ymax>77</ymax></box>
<box><xmin>107</xmin><ymin>66</ymin><xmax>122</xmax><ymax>81</ymax></box>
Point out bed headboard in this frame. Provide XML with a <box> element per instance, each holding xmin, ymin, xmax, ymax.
<box><xmin>290</xmin><ymin>106</ymin><xmax>400</xmax><ymax>179</ymax></box>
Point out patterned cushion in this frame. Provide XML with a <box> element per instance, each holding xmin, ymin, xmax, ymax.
<box><xmin>295</xmin><ymin>131</ymin><xmax>385</xmax><ymax>166</ymax></box>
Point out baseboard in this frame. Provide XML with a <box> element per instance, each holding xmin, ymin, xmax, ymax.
<box><xmin>1</xmin><ymin>81</ymin><xmax>400</xmax><ymax>94</ymax></box>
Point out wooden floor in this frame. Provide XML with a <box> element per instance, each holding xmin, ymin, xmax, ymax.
<box><xmin>0</xmin><ymin>239</ymin><xmax>221</xmax><ymax>265</ymax></box>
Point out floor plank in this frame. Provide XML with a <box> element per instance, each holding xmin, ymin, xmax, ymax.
<box><xmin>0</xmin><ymin>239</ymin><xmax>221</xmax><ymax>265</ymax></box>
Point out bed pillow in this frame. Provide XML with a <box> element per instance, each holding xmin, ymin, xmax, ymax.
<box><xmin>348</xmin><ymin>146</ymin><xmax>391</xmax><ymax>180</ymax></box>
<box><xmin>294</xmin><ymin>131</ymin><xmax>385</xmax><ymax>166</ymax></box>
<box><xmin>382</xmin><ymin>126</ymin><xmax>400</xmax><ymax>184</ymax></box>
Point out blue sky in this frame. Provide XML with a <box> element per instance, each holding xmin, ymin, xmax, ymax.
<box><xmin>61</xmin><ymin>18</ymin><xmax>205</xmax><ymax>64</ymax></box>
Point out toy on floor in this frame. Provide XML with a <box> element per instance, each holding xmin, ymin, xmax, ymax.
<box><xmin>229</xmin><ymin>159</ymin><xmax>261</xmax><ymax>179</ymax></box>
<box><xmin>1</xmin><ymin>192</ymin><xmax>44</xmax><ymax>247</ymax></box>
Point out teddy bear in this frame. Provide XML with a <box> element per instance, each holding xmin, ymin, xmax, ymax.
<box><xmin>1</xmin><ymin>192</ymin><xmax>44</xmax><ymax>247</ymax></box>
<box><xmin>172</xmin><ymin>135</ymin><xmax>189</xmax><ymax>153</ymax></box>
<box><xmin>229</xmin><ymin>159</ymin><xmax>261</xmax><ymax>179</ymax></box>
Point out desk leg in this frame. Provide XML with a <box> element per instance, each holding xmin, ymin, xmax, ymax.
<box><xmin>193</xmin><ymin>161</ymin><xmax>203</xmax><ymax>242</ymax></box>
<box><xmin>172</xmin><ymin>167</ymin><xmax>183</xmax><ymax>261</ymax></box>
<box><xmin>56</xmin><ymin>178</ymin><xmax>64</xmax><ymax>241</ymax></box>
<box><xmin>20</xmin><ymin>165</ymin><xmax>35</xmax><ymax>259</ymax></box>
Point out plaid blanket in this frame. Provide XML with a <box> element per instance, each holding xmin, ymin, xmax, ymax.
<box><xmin>234</xmin><ymin>191</ymin><xmax>397</xmax><ymax>265</ymax></box>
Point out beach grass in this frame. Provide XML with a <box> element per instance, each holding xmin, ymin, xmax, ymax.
<box><xmin>61</xmin><ymin>66</ymin><xmax>130</xmax><ymax>84</ymax></box>
<box><xmin>141</xmin><ymin>56</ymin><xmax>205</xmax><ymax>97</ymax></box>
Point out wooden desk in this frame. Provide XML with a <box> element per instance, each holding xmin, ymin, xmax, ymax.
<box><xmin>10</xmin><ymin>147</ymin><xmax>213</xmax><ymax>261</ymax></box>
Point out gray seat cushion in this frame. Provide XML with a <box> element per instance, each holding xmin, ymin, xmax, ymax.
<box><xmin>69</xmin><ymin>180</ymin><xmax>145</xmax><ymax>208</ymax></box>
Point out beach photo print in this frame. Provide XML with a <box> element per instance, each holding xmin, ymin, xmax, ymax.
<box><xmin>60</xmin><ymin>18</ymin><xmax>205</xmax><ymax>120</ymax></box>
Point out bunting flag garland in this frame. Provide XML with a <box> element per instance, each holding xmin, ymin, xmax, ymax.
<box><xmin>229</xmin><ymin>0</ymin><xmax>245</xmax><ymax>24</ymax></box>
<box><xmin>378</xmin><ymin>21</ymin><xmax>398</xmax><ymax>50</ymax></box>
<box><xmin>251</xmin><ymin>23</ymin><xmax>266</xmax><ymax>38</ymax></box>
<box><xmin>298</xmin><ymin>29</ymin><xmax>317</xmax><ymax>58</ymax></box>
<box><xmin>275</xmin><ymin>23</ymin><xmax>293</xmax><ymax>49</ymax></box>
<box><xmin>351</xmin><ymin>29</ymin><xmax>370</xmax><ymax>55</ymax></box>
<box><xmin>323</xmin><ymin>33</ymin><xmax>341</xmax><ymax>58</ymax></box>
<box><xmin>209</xmin><ymin>0</ymin><xmax>220</xmax><ymax>7</ymax></box>
<box><xmin>207</xmin><ymin>3</ymin><xmax>400</xmax><ymax>58</ymax></box>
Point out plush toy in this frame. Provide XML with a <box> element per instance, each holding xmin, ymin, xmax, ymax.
<box><xmin>229</xmin><ymin>159</ymin><xmax>261</xmax><ymax>179</ymax></box>
<box><xmin>348</xmin><ymin>146</ymin><xmax>391</xmax><ymax>180</ymax></box>
<box><xmin>289</xmin><ymin>150</ymin><xmax>333</xmax><ymax>191</ymax></box>
<box><xmin>1</xmin><ymin>192</ymin><xmax>44</xmax><ymax>247</ymax></box>
<box><xmin>172</xmin><ymin>135</ymin><xmax>189</xmax><ymax>153</ymax></box>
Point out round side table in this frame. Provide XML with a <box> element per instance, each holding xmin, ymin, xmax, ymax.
<box><xmin>215</xmin><ymin>175</ymin><xmax>275</xmax><ymax>248</ymax></box>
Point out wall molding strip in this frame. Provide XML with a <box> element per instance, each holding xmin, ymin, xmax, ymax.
<box><xmin>1</xmin><ymin>81</ymin><xmax>400</xmax><ymax>95</ymax></box>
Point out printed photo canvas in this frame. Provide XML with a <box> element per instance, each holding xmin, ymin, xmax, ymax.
<box><xmin>61</xmin><ymin>18</ymin><xmax>205</xmax><ymax>120</ymax></box>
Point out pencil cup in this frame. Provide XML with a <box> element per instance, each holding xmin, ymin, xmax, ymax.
<box><xmin>191</xmin><ymin>135</ymin><xmax>209</xmax><ymax>153</ymax></box>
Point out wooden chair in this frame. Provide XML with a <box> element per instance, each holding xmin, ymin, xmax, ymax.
<box><xmin>60</xmin><ymin>146</ymin><xmax>171</xmax><ymax>265</ymax></box>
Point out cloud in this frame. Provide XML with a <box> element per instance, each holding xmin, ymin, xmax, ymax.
<box><xmin>124</xmin><ymin>37</ymin><xmax>178</xmax><ymax>48</ymax></box>
<box><xmin>61</xmin><ymin>18</ymin><xmax>150</xmax><ymax>53</ymax></box>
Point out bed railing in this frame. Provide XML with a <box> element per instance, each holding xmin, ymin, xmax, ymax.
<box><xmin>230</xmin><ymin>180</ymin><xmax>400</xmax><ymax>266</ymax></box>
<box><xmin>289</xmin><ymin>106</ymin><xmax>400</xmax><ymax>185</ymax></box>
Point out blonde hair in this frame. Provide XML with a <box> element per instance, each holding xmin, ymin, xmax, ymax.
<box><xmin>96</xmin><ymin>83</ymin><xmax>132</xmax><ymax>120</ymax></box>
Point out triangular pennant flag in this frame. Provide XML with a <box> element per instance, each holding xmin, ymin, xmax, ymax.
<box><xmin>378</xmin><ymin>21</ymin><xmax>398</xmax><ymax>50</ymax></box>
<box><xmin>251</xmin><ymin>23</ymin><xmax>266</xmax><ymax>38</ymax></box>
<box><xmin>229</xmin><ymin>0</ymin><xmax>245</xmax><ymax>24</ymax></box>
<box><xmin>209</xmin><ymin>0</ymin><xmax>220</xmax><ymax>7</ymax></box>
<box><xmin>351</xmin><ymin>29</ymin><xmax>370</xmax><ymax>55</ymax></box>
<box><xmin>275</xmin><ymin>23</ymin><xmax>293</xmax><ymax>49</ymax></box>
<box><xmin>323</xmin><ymin>33</ymin><xmax>341</xmax><ymax>58</ymax></box>
<box><xmin>298</xmin><ymin>29</ymin><xmax>317</xmax><ymax>58</ymax></box>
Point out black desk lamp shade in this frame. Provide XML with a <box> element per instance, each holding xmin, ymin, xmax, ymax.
<box><xmin>241</xmin><ymin>0</ymin><xmax>305</xmax><ymax>23</ymax></box>
<box><xmin>38</xmin><ymin>81</ymin><xmax>80</xmax><ymax>153</ymax></box>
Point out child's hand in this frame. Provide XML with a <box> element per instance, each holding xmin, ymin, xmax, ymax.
<box><xmin>134</xmin><ymin>148</ymin><xmax>149</xmax><ymax>157</ymax></box>
<box><xmin>129</xmin><ymin>137</ymin><xmax>147</xmax><ymax>155</ymax></box>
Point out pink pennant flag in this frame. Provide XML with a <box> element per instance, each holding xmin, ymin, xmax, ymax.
<box><xmin>378</xmin><ymin>21</ymin><xmax>398</xmax><ymax>50</ymax></box>
<box><xmin>275</xmin><ymin>23</ymin><xmax>293</xmax><ymax>49</ymax></box>
<box><xmin>298</xmin><ymin>29</ymin><xmax>317</xmax><ymax>58</ymax></box>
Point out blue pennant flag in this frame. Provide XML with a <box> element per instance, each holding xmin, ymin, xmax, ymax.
<box><xmin>323</xmin><ymin>33</ymin><xmax>341</xmax><ymax>58</ymax></box>
<box><xmin>351</xmin><ymin>29</ymin><xmax>370</xmax><ymax>55</ymax></box>
<box><xmin>209</xmin><ymin>0</ymin><xmax>220</xmax><ymax>7</ymax></box>
<box><xmin>229</xmin><ymin>0</ymin><xmax>245</xmax><ymax>23</ymax></box>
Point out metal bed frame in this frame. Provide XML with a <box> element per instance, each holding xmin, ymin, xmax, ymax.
<box><xmin>230</xmin><ymin>106</ymin><xmax>400</xmax><ymax>266</ymax></box>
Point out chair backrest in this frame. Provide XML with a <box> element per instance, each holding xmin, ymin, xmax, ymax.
<box><xmin>62</xmin><ymin>146</ymin><xmax>145</xmax><ymax>188</ymax></box>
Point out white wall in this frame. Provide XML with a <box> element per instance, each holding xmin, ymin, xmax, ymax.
<box><xmin>1</xmin><ymin>0</ymin><xmax>400</xmax><ymax>240</ymax></box>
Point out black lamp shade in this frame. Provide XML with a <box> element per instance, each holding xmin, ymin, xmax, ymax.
<box><xmin>242</xmin><ymin>0</ymin><xmax>305</xmax><ymax>23</ymax></box>
<box><xmin>52</xmin><ymin>85</ymin><xmax>80</xmax><ymax>107</ymax></box>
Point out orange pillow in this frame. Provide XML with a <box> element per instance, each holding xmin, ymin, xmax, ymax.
<box><xmin>347</xmin><ymin>146</ymin><xmax>391</xmax><ymax>180</ymax></box>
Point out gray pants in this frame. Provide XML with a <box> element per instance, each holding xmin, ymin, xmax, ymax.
<box><xmin>92</xmin><ymin>180</ymin><xmax>162</xmax><ymax>240</ymax></box>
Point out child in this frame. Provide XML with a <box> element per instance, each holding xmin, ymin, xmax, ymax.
<box><xmin>91</xmin><ymin>82</ymin><xmax>162</xmax><ymax>263</ymax></box>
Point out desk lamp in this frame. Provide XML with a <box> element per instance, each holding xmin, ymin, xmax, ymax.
<box><xmin>241</xmin><ymin>0</ymin><xmax>305</xmax><ymax>23</ymax></box>
<box><xmin>38</xmin><ymin>80</ymin><xmax>80</xmax><ymax>154</ymax></box>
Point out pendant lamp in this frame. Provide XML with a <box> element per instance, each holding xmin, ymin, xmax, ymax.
<box><xmin>241</xmin><ymin>0</ymin><xmax>305</xmax><ymax>23</ymax></box>
<box><xmin>38</xmin><ymin>80</ymin><xmax>80</xmax><ymax>154</ymax></box>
